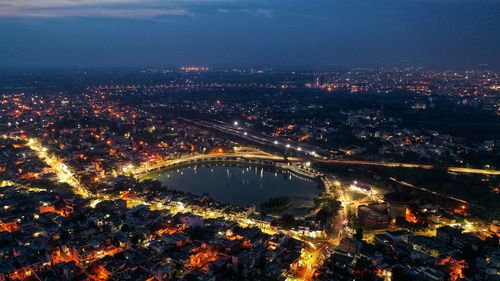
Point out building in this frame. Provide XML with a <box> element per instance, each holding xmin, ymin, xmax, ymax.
<box><xmin>384</xmin><ymin>192</ymin><xmax>410</xmax><ymax>218</ymax></box>
<box><xmin>358</xmin><ymin>203</ymin><xmax>389</xmax><ymax>228</ymax></box>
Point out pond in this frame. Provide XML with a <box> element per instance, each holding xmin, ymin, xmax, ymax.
<box><xmin>145</xmin><ymin>164</ymin><xmax>322</xmax><ymax>216</ymax></box>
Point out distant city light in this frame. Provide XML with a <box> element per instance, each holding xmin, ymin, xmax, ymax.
<box><xmin>181</xmin><ymin>66</ymin><xmax>209</xmax><ymax>72</ymax></box>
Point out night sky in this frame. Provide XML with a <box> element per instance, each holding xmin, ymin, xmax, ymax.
<box><xmin>0</xmin><ymin>0</ymin><xmax>499</xmax><ymax>69</ymax></box>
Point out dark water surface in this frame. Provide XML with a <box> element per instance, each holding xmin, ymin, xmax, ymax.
<box><xmin>147</xmin><ymin>165</ymin><xmax>321</xmax><ymax>216</ymax></box>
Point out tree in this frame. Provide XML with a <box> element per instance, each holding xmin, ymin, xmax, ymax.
<box><xmin>279</xmin><ymin>213</ymin><xmax>297</xmax><ymax>230</ymax></box>
<box><xmin>354</xmin><ymin>228</ymin><xmax>364</xmax><ymax>241</ymax></box>
<box><xmin>325</xmin><ymin>197</ymin><xmax>342</xmax><ymax>214</ymax></box>
<box><xmin>314</xmin><ymin>195</ymin><xmax>342</xmax><ymax>225</ymax></box>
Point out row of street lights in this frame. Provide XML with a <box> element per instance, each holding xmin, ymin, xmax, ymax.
<box><xmin>233</xmin><ymin>121</ymin><xmax>319</xmax><ymax>157</ymax></box>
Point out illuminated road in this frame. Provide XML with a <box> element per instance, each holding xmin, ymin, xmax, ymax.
<box><xmin>388</xmin><ymin>177</ymin><xmax>469</xmax><ymax>205</ymax></box>
<box><xmin>178</xmin><ymin>117</ymin><xmax>330</xmax><ymax>158</ymax></box>
<box><xmin>316</xmin><ymin>159</ymin><xmax>500</xmax><ymax>176</ymax></box>
<box><xmin>291</xmin><ymin>244</ymin><xmax>327</xmax><ymax>281</ymax></box>
<box><xmin>316</xmin><ymin>159</ymin><xmax>433</xmax><ymax>169</ymax></box>
<box><xmin>177</xmin><ymin>118</ymin><xmax>500</xmax><ymax>176</ymax></box>
<box><xmin>447</xmin><ymin>167</ymin><xmax>500</xmax><ymax>175</ymax></box>
<box><xmin>25</xmin><ymin>138</ymin><xmax>93</xmax><ymax>198</ymax></box>
<box><xmin>130</xmin><ymin>151</ymin><xmax>305</xmax><ymax>176</ymax></box>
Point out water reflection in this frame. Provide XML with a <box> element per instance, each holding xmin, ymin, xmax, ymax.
<box><xmin>146</xmin><ymin>164</ymin><xmax>320</xmax><ymax>216</ymax></box>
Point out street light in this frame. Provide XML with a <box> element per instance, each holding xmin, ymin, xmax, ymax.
<box><xmin>233</xmin><ymin>121</ymin><xmax>239</xmax><ymax>126</ymax></box>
